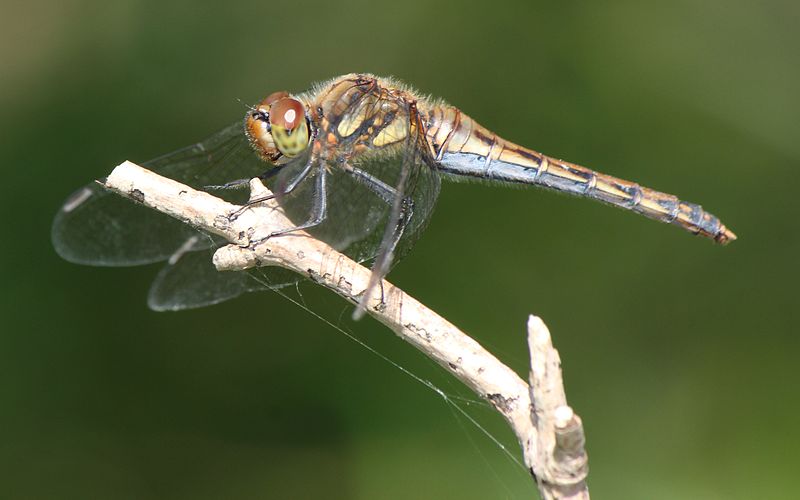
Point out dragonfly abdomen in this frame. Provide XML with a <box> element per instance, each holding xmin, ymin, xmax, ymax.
<box><xmin>425</xmin><ymin>105</ymin><xmax>735</xmax><ymax>244</ymax></box>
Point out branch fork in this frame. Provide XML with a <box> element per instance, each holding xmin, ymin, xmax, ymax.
<box><xmin>104</xmin><ymin>160</ymin><xmax>590</xmax><ymax>498</ymax></box>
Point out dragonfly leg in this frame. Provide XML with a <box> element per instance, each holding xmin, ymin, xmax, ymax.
<box><xmin>204</xmin><ymin>166</ymin><xmax>284</xmax><ymax>191</ymax></box>
<box><xmin>346</xmin><ymin>165</ymin><xmax>414</xmax><ymax>251</ymax></box>
<box><xmin>345</xmin><ymin>162</ymin><xmax>415</xmax><ymax>263</ymax></box>
<box><xmin>229</xmin><ymin>159</ymin><xmax>316</xmax><ymax>220</ymax></box>
<box><xmin>347</xmin><ymin>166</ymin><xmax>397</xmax><ymax>204</ymax></box>
<box><xmin>353</xmin><ymin>195</ymin><xmax>414</xmax><ymax>319</ymax></box>
<box><xmin>249</xmin><ymin>163</ymin><xmax>329</xmax><ymax>245</ymax></box>
<box><xmin>391</xmin><ymin>197</ymin><xmax>414</xmax><ymax>252</ymax></box>
<box><xmin>343</xmin><ymin>164</ymin><xmax>414</xmax><ymax>313</ymax></box>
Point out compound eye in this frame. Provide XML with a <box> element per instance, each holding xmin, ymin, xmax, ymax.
<box><xmin>263</xmin><ymin>90</ymin><xmax>289</xmax><ymax>106</ymax></box>
<box><xmin>267</xmin><ymin>97</ymin><xmax>309</xmax><ymax>157</ymax></box>
<box><xmin>269</xmin><ymin>97</ymin><xmax>305</xmax><ymax>132</ymax></box>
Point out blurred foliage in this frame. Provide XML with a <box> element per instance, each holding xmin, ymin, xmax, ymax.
<box><xmin>1</xmin><ymin>0</ymin><xmax>798</xmax><ymax>498</ymax></box>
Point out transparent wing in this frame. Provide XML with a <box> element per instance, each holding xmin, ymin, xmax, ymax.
<box><xmin>53</xmin><ymin>90</ymin><xmax>441</xmax><ymax>313</ymax></box>
<box><xmin>52</xmin><ymin>121</ymin><xmax>265</xmax><ymax>266</ymax></box>
<box><xmin>146</xmin><ymin>234</ymin><xmax>300</xmax><ymax>311</ymax></box>
<box><xmin>51</xmin><ymin>120</ymin><xmax>300</xmax><ymax>310</ymax></box>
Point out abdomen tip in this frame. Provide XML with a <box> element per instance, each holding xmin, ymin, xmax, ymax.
<box><xmin>716</xmin><ymin>225</ymin><xmax>737</xmax><ymax>245</ymax></box>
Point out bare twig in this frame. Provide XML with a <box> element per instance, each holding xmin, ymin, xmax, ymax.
<box><xmin>104</xmin><ymin>160</ymin><xmax>590</xmax><ymax>498</ymax></box>
<box><xmin>527</xmin><ymin>316</ymin><xmax>589</xmax><ymax>499</ymax></box>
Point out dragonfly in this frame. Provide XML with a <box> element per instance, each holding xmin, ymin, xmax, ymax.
<box><xmin>52</xmin><ymin>73</ymin><xmax>736</xmax><ymax>316</ymax></box>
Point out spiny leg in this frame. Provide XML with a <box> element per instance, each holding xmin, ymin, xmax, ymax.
<box><xmin>342</xmin><ymin>163</ymin><xmax>418</xmax><ymax>319</ymax></box>
<box><xmin>345</xmin><ymin>164</ymin><xmax>415</xmax><ymax>265</ymax></box>
<box><xmin>250</xmin><ymin>162</ymin><xmax>329</xmax><ymax>246</ymax></box>
<box><xmin>353</xmin><ymin>102</ymin><xmax>434</xmax><ymax>319</ymax></box>
<box><xmin>387</xmin><ymin>196</ymin><xmax>414</xmax><ymax>263</ymax></box>
<box><xmin>271</xmin><ymin>164</ymin><xmax>328</xmax><ymax>236</ymax></box>
<box><xmin>347</xmin><ymin>165</ymin><xmax>417</xmax><ymax>268</ymax></box>
<box><xmin>229</xmin><ymin>159</ymin><xmax>316</xmax><ymax>220</ymax></box>
<box><xmin>348</xmin><ymin>164</ymin><xmax>420</xmax><ymax>251</ymax></box>
<box><xmin>352</xmin><ymin>194</ymin><xmax>414</xmax><ymax>319</ymax></box>
<box><xmin>204</xmin><ymin>166</ymin><xmax>285</xmax><ymax>191</ymax></box>
<box><xmin>348</xmin><ymin>166</ymin><xmax>398</xmax><ymax>205</ymax></box>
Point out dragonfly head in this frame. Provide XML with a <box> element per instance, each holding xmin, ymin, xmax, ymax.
<box><xmin>246</xmin><ymin>91</ymin><xmax>310</xmax><ymax>161</ymax></box>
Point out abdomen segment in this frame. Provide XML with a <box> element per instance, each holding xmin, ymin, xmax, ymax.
<box><xmin>424</xmin><ymin>105</ymin><xmax>736</xmax><ymax>244</ymax></box>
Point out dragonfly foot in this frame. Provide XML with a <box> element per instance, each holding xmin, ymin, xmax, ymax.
<box><xmin>246</xmin><ymin>226</ymin><xmax>304</xmax><ymax>249</ymax></box>
<box><xmin>227</xmin><ymin>193</ymin><xmax>280</xmax><ymax>221</ymax></box>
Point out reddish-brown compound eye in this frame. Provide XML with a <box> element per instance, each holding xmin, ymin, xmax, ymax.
<box><xmin>267</xmin><ymin>97</ymin><xmax>310</xmax><ymax>157</ymax></box>
<box><xmin>263</xmin><ymin>91</ymin><xmax>289</xmax><ymax>106</ymax></box>
<box><xmin>269</xmin><ymin>97</ymin><xmax>305</xmax><ymax>132</ymax></box>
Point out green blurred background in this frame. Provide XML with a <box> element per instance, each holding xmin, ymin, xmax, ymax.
<box><xmin>2</xmin><ymin>0</ymin><xmax>798</xmax><ymax>498</ymax></box>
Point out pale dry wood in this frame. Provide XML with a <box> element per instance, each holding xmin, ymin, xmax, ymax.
<box><xmin>104</xmin><ymin>160</ymin><xmax>590</xmax><ymax>498</ymax></box>
<box><xmin>527</xmin><ymin>316</ymin><xmax>590</xmax><ymax>499</ymax></box>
